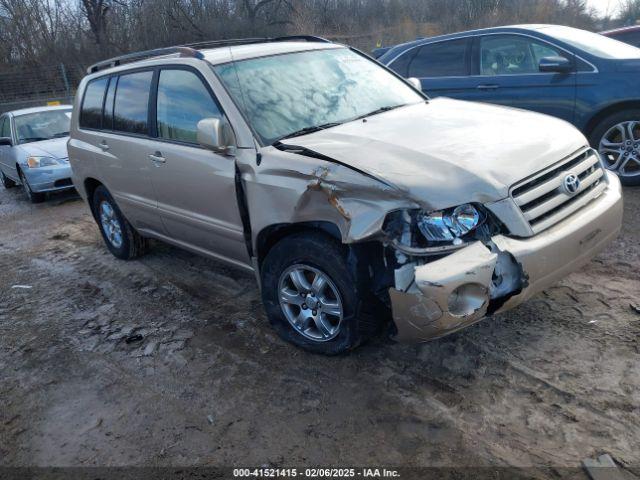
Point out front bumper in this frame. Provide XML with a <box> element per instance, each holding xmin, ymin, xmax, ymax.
<box><xmin>22</xmin><ymin>163</ymin><xmax>74</xmax><ymax>193</ymax></box>
<box><xmin>390</xmin><ymin>172</ymin><xmax>623</xmax><ymax>343</ymax></box>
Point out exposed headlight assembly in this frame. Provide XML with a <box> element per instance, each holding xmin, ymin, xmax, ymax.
<box><xmin>384</xmin><ymin>204</ymin><xmax>494</xmax><ymax>258</ymax></box>
<box><xmin>418</xmin><ymin>204</ymin><xmax>482</xmax><ymax>243</ymax></box>
<box><xmin>26</xmin><ymin>156</ymin><xmax>59</xmax><ymax>168</ymax></box>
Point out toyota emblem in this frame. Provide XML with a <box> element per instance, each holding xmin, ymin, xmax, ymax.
<box><xmin>563</xmin><ymin>173</ymin><xmax>580</xmax><ymax>195</ymax></box>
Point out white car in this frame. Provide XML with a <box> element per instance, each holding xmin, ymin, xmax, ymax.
<box><xmin>0</xmin><ymin>105</ymin><xmax>74</xmax><ymax>203</ymax></box>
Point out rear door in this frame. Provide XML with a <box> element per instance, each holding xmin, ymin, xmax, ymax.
<box><xmin>146</xmin><ymin>66</ymin><xmax>249</xmax><ymax>265</ymax></box>
<box><xmin>466</xmin><ymin>34</ymin><xmax>577</xmax><ymax>122</ymax></box>
<box><xmin>388</xmin><ymin>38</ymin><xmax>479</xmax><ymax>100</ymax></box>
<box><xmin>87</xmin><ymin>70</ymin><xmax>164</xmax><ymax>233</ymax></box>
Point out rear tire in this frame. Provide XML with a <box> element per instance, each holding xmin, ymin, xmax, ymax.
<box><xmin>18</xmin><ymin>168</ymin><xmax>45</xmax><ymax>203</ymax></box>
<box><xmin>260</xmin><ymin>231</ymin><xmax>383</xmax><ymax>355</ymax></box>
<box><xmin>92</xmin><ymin>185</ymin><xmax>148</xmax><ymax>260</ymax></box>
<box><xmin>590</xmin><ymin>109</ymin><xmax>640</xmax><ymax>186</ymax></box>
<box><xmin>1</xmin><ymin>171</ymin><xmax>16</xmax><ymax>189</ymax></box>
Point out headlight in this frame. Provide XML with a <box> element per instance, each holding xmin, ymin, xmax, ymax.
<box><xmin>417</xmin><ymin>204</ymin><xmax>482</xmax><ymax>242</ymax></box>
<box><xmin>26</xmin><ymin>156</ymin><xmax>59</xmax><ymax>168</ymax></box>
<box><xmin>383</xmin><ymin>204</ymin><xmax>496</xmax><ymax>259</ymax></box>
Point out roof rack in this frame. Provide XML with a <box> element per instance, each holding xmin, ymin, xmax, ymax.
<box><xmin>87</xmin><ymin>35</ymin><xmax>332</xmax><ymax>74</ymax></box>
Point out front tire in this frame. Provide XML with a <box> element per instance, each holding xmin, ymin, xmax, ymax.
<box><xmin>1</xmin><ymin>171</ymin><xmax>16</xmax><ymax>189</ymax></box>
<box><xmin>18</xmin><ymin>168</ymin><xmax>45</xmax><ymax>203</ymax></box>
<box><xmin>590</xmin><ymin>110</ymin><xmax>640</xmax><ymax>186</ymax></box>
<box><xmin>260</xmin><ymin>231</ymin><xmax>383</xmax><ymax>355</ymax></box>
<box><xmin>92</xmin><ymin>185</ymin><xmax>148</xmax><ymax>260</ymax></box>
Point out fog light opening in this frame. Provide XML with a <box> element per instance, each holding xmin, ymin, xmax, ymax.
<box><xmin>448</xmin><ymin>283</ymin><xmax>488</xmax><ymax>317</ymax></box>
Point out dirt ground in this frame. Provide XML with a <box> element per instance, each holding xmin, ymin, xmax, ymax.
<box><xmin>0</xmin><ymin>183</ymin><xmax>638</xmax><ymax>476</ymax></box>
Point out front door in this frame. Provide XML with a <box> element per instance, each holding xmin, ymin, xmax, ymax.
<box><xmin>466</xmin><ymin>34</ymin><xmax>577</xmax><ymax>123</ymax></box>
<box><xmin>147</xmin><ymin>67</ymin><xmax>249</xmax><ymax>266</ymax></box>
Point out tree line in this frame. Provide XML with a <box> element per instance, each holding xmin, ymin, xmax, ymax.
<box><xmin>0</xmin><ymin>0</ymin><xmax>639</xmax><ymax>74</ymax></box>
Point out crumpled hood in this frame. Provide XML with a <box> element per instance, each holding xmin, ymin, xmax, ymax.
<box><xmin>19</xmin><ymin>137</ymin><xmax>69</xmax><ymax>160</ymax></box>
<box><xmin>287</xmin><ymin>98</ymin><xmax>587</xmax><ymax>210</ymax></box>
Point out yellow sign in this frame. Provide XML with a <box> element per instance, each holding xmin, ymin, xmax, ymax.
<box><xmin>47</xmin><ymin>100</ymin><xmax>61</xmax><ymax>106</ymax></box>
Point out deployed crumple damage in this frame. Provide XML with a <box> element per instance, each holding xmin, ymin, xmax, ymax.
<box><xmin>238</xmin><ymin>146</ymin><xmax>418</xmax><ymax>247</ymax></box>
<box><xmin>390</xmin><ymin>241</ymin><xmax>526</xmax><ymax>342</ymax></box>
<box><xmin>234</xmin><ymin>98</ymin><xmax>623</xmax><ymax>343</ymax></box>
<box><xmin>289</xmin><ymin>98</ymin><xmax>588</xmax><ymax>211</ymax></box>
<box><xmin>388</xmin><ymin>173</ymin><xmax>623</xmax><ymax>342</ymax></box>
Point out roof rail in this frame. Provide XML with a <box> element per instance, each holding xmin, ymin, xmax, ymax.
<box><xmin>87</xmin><ymin>35</ymin><xmax>333</xmax><ymax>74</ymax></box>
<box><xmin>272</xmin><ymin>35</ymin><xmax>332</xmax><ymax>43</ymax></box>
<box><xmin>87</xmin><ymin>46</ymin><xmax>202</xmax><ymax>74</ymax></box>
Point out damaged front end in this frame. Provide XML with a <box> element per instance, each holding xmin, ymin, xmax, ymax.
<box><xmin>381</xmin><ymin>206</ymin><xmax>527</xmax><ymax>342</ymax></box>
<box><xmin>381</xmin><ymin>171</ymin><xmax>623</xmax><ymax>342</ymax></box>
<box><xmin>250</xmin><ymin>142</ymin><xmax>622</xmax><ymax>345</ymax></box>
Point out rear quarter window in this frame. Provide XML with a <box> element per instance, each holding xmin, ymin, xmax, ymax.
<box><xmin>80</xmin><ymin>77</ymin><xmax>109</xmax><ymax>129</ymax></box>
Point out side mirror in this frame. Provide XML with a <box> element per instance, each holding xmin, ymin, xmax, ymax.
<box><xmin>407</xmin><ymin>77</ymin><xmax>422</xmax><ymax>90</ymax></box>
<box><xmin>196</xmin><ymin>118</ymin><xmax>236</xmax><ymax>154</ymax></box>
<box><xmin>0</xmin><ymin>137</ymin><xmax>12</xmax><ymax>147</ymax></box>
<box><xmin>539</xmin><ymin>56</ymin><xmax>572</xmax><ymax>73</ymax></box>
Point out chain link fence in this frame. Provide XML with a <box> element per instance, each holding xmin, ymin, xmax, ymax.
<box><xmin>0</xmin><ymin>63</ymin><xmax>86</xmax><ymax>115</ymax></box>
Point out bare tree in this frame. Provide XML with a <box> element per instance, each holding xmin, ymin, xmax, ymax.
<box><xmin>618</xmin><ymin>0</ymin><xmax>640</xmax><ymax>25</ymax></box>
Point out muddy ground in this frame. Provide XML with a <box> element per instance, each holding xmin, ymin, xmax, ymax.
<box><xmin>0</xmin><ymin>183</ymin><xmax>638</xmax><ymax>476</ymax></box>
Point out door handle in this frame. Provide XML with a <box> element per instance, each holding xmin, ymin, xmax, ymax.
<box><xmin>149</xmin><ymin>151</ymin><xmax>166</xmax><ymax>164</ymax></box>
<box><xmin>98</xmin><ymin>140</ymin><xmax>110</xmax><ymax>151</ymax></box>
<box><xmin>476</xmin><ymin>84</ymin><xmax>500</xmax><ymax>90</ymax></box>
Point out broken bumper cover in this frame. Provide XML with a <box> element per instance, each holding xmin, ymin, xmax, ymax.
<box><xmin>390</xmin><ymin>172</ymin><xmax>623</xmax><ymax>343</ymax></box>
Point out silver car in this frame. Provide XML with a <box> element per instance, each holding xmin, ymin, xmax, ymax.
<box><xmin>0</xmin><ymin>105</ymin><xmax>74</xmax><ymax>203</ymax></box>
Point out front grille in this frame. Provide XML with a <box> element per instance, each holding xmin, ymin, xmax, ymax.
<box><xmin>511</xmin><ymin>148</ymin><xmax>606</xmax><ymax>234</ymax></box>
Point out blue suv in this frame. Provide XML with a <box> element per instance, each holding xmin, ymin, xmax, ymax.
<box><xmin>379</xmin><ymin>25</ymin><xmax>640</xmax><ymax>185</ymax></box>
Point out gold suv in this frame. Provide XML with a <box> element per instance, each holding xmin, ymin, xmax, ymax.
<box><xmin>69</xmin><ymin>37</ymin><xmax>623</xmax><ymax>354</ymax></box>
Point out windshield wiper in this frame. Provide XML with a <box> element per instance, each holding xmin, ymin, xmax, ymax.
<box><xmin>21</xmin><ymin>137</ymin><xmax>49</xmax><ymax>143</ymax></box>
<box><xmin>353</xmin><ymin>104</ymin><xmax>404</xmax><ymax>121</ymax></box>
<box><xmin>276</xmin><ymin>122</ymin><xmax>343</xmax><ymax>142</ymax></box>
<box><xmin>53</xmin><ymin>131</ymin><xmax>70</xmax><ymax>138</ymax></box>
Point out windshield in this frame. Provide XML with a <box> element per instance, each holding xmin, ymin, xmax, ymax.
<box><xmin>541</xmin><ymin>26</ymin><xmax>640</xmax><ymax>59</ymax></box>
<box><xmin>15</xmin><ymin>109</ymin><xmax>72</xmax><ymax>144</ymax></box>
<box><xmin>213</xmin><ymin>48</ymin><xmax>423</xmax><ymax>145</ymax></box>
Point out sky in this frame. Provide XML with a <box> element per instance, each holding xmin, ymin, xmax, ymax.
<box><xmin>587</xmin><ymin>0</ymin><xmax>624</xmax><ymax>16</ymax></box>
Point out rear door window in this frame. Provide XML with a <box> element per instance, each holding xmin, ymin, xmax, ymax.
<box><xmin>388</xmin><ymin>49</ymin><xmax>417</xmax><ymax>77</ymax></box>
<box><xmin>80</xmin><ymin>77</ymin><xmax>109</xmax><ymax>129</ymax></box>
<box><xmin>113</xmin><ymin>70</ymin><xmax>153</xmax><ymax>135</ymax></box>
<box><xmin>156</xmin><ymin>69</ymin><xmax>222</xmax><ymax>144</ymax></box>
<box><xmin>408</xmin><ymin>39</ymin><xmax>469</xmax><ymax>78</ymax></box>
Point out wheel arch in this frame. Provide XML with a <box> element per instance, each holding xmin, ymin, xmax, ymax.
<box><xmin>84</xmin><ymin>177</ymin><xmax>105</xmax><ymax>219</ymax></box>
<box><xmin>584</xmin><ymin>101</ymin><xmax>640</xmax><ymax>139</ymax></box>
<box><xmin>256</xmin><ymin>221</ymin><xmax>343</xmax><ymax>268</ymax></box>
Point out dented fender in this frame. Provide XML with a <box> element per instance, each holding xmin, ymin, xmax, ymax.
<box><xmin>238</xmin><ymin>146</ymin><xmax>418</xmax><ymax>257</ymax></box>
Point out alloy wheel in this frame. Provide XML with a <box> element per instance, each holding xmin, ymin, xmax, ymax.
<box><xmin>99</xmin><ymin>201</ymin><xmax>124</xmax><ymax>249</ymax></box>
<box><xmin>598</xmin><ymin>120</ymin><xmax>640</xmax><ymax>178</ymax></box>
<box><xmin>278</xmin><ymin>264</ymin><xmax>344</xmax><ymax>342</ymax></box>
